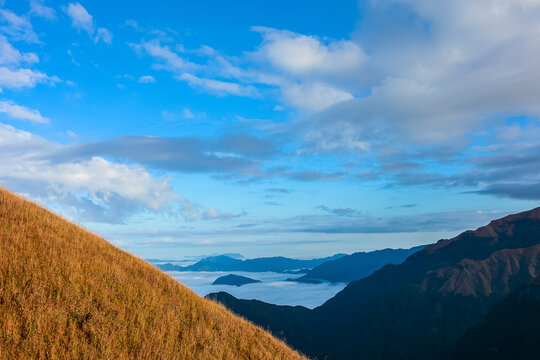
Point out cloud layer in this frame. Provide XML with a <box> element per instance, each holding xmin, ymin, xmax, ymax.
<box><xmin>0</xmin><ymin>124</ymin><xmax>244</xmax><ymax>223</ymax></box>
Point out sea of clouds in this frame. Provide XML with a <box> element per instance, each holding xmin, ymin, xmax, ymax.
<box><xmin>166</xmin><ymin>270</ymin><xmax>347</xmax><ymax>309</ymax></box>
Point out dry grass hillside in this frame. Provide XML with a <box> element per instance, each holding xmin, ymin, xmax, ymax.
<box><xmin>0</xmin><ymin>188</ymin><xmax>306</xmax><ymax>360</ymax></box>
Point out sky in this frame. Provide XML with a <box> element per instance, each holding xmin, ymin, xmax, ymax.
<box><xmin>0</xmin><ymin>0</ymin><xmax>539</xmax><ymax>259</ymax></box>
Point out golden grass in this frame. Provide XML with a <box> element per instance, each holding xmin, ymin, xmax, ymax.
<box><xmin>0</xmin><ymin>187</ymin><xmax>306</xmax><ymax>359</ymax></box>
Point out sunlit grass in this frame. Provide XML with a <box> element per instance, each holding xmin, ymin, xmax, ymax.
<box><xmin>0</xmin><ymin>187</ymin><xmax>306</xmax><ymax>359</ymax></box>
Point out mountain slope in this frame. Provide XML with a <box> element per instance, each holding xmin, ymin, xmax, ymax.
<box><xmin>159</xmin><ymin>253</ymin><xmax>346</xmax><ymax>273</ymax></box>
<box><xmin>208</xmin><ymin>208</ymin><xmax>540</xmax><ymax>360</ymax></box>
<box><xmin>293</xmin><ymin>245</ymin><xmax>424</xmax><ymax>283</ymax></box>
<box><xmin>0</xmin><ymin>188</ymin><xmax>305</xmax><ymax>359</ymax></box>
<box><xmin>452</xmin><ymin>277</ymin><xmax>540</xmax><ymax>359</ymax></box>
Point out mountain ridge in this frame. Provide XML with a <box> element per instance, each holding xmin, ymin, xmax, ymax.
<box><xmin>208</xmin><ymin>207</ymin><xmax>540</xmax><ymax>359</ymax></box>
<box><xmin>293</xmin><ymin>245</ymin><xmax>424</xmax><ymax>283</ymax></box>
<box><xmin>159</xmin><ymin>253</ymin><xmax>346</xmax><ymax>273</ymax></box>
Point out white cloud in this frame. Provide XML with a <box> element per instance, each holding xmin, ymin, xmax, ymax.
<box><xmin>0</xmin><ymin>66</ymin><xmax>59</xmax><ymax>90</ymax></box>
<box><xmin>0</xmin><ymin>100</ymin><xmax>49</xmax><ymax>123</ymax></box>
<box><xmin>29</xmin><ymin>0</ymin><xmax>56</xmax><ymax>21</ymax></box>
<box><xmin>63</xmin><ymin>2</ymin><xmax>94</xmax><ymax>34</ymax></box>
<box><xmin>63</xmin><ymin>3</ymin><xmax>112</xmax><ymax>44</ymax></box>
<box><xmin>177</xmin><ymin>73</ymin><xmax>258</xmax><ymax>97</ymax></box>
<box><xmin>125</xmin><ymin>1</ymin><xmax>540</xmax><ymax>132</ymax></box>
<box><xmin>208</xmin><ymin>52</ymin><xmax>284</xmax><ymax>86</ymax></box>
<box><xmin>282</xmin><ymin>82</ymin><xmax>354</xmax><ymax>113</ymax></box>
<box><xmin>200</xmin><ymin>27</ymin><xmax>365</xmax><ymax>112</ymax></box>
<box><xmin>0</xmin><ymin>35</ymin><xmax>39</xmax><ymax>65</ymax></box>
<box><xmin>0</xmin><ymin>121</ymin><xmax>53</xmax><ymax>150</ymax></box>
<box><xmin>253</xmin><ymin>27</ymin><xmax>366</xmax><ymax>76</ymax></box>
<box><xmin>94</xmin><ymin>27</ymin><xmax>112</xmax><ymax>44</ymax></box>
<box><xmin>178</xmin><ymin>195</ymin><xmax>244</xmax><ymax>221</ymax></box>
<box><xmin>131</xmin><ymin>28</ymin><xmax>357</xmax><ymax>110</ymax></box>
<box><xmin>132</xmin><ymin>40</ymin><xmax>198</xmax><ymax>73</ymax></box>
<box><xmin>161</xmin><ymin>108</ymin><xmax>195</xmax><ymax>121</ymax></box>
<box><xmin>178</xmin><ymin>196</ymin><xmax>204</xmax><ymax>221</ymax></box>
<box><xmin>138</xmin><ymin>75</ymin><xmax>155</xmax><ymax>83</ymax></box>
<box><xmin>300</xmin><ymin>120</ymin><xmax>371</xmax><ymax>155</ymax></box>
<box><xmin>43</xmin><ymin>157</ymin><xmax>177</xmax><ymax>211</ymax></box>
<box><xmin>0</xmin><ymin>123</ymin><xmax>239</xmax><ymax>223</ymax></box>
<box><xmin>0</xmin><ymin>9</ymin><xmax>40</xmax><ymax>43</ymax></box>
<box><xmin>130</xmin><ymin>37</ymin><xmax>283</xmax><ymax>100</ymax></box>
<box><xmin>0</xmin><ymin>123</ymin><xmax>179</xmax><ymax>222</ymax></box>
<box><xmin>291</xmin><ymin>0</ymin><xmax>540</xmax><ymax>149</ymax></box>
<box><xmin>124</xmin><ymin>19</ymin><xmax>139</xmax><ymax>30</ymax></box>
<box><xmin>161</xmin><ymin>110</ymin><xmax>176</xmax><ymax>121</ymax></box>
<box><xmin>181</xmin><ymin>108</ymin><xmax>194</xmax><ymax>119</ymax></box>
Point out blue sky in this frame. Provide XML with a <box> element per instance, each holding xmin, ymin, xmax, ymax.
<box><xmin>1</xmin><ymin>0</ymin><xmax>539</xmax><ymax>259</ymax></box>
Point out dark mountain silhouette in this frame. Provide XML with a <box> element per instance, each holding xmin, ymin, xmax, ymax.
<box><xmin>158</xmin><ymin>253</ymin><xmax>346</xmax><ymax>273</ymax></box>
<box><xmin>208</xmin><ymin>208</ymin><xmax>540</xmax><ymax>360</ymax></box>
<box><xmin>292</xmin><ymin>245</ymin><xmax>424</xmax><ymax>283</ymax></box>
<box><xmin>451</xmin><ymin>276</ymin><xmax>540</xmax><ymax>360</ymax></box>
<box><xmin>213</xmin><ymin>274</ymin><xmax>261</xmax><ymax>286</ymax></box>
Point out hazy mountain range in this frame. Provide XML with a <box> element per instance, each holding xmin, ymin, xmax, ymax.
<box><xmin>158</xmin><ymin>253</ymin><xmax>346</xmax><ymax>273</ymax></box>
<box><xmin>293</xmin><ymin>245</ymin><xmax>424</xmax><ymax>283</ymax></box>
<box><xmin>158</xmin><ymin>246</ymin><xmax>425</xmax><ymax>284</ymax></box>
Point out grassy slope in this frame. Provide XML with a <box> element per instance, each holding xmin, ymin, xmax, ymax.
<box><xmin>0</xmin><ymin>188</ymin><xmax>306</xmax><ymax>360</ymax></box>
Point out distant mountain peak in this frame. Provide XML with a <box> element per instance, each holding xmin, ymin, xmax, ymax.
<box><xmin>213</xmin><ymin>274</ymin><xmax>261</xmax><ymax>286</ymax></box>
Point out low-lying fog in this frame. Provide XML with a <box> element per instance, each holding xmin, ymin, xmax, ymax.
<box><xmin>166</xmin><ymin>271</ymin><xmax>347</xmax><ymax>309</ymax></box>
